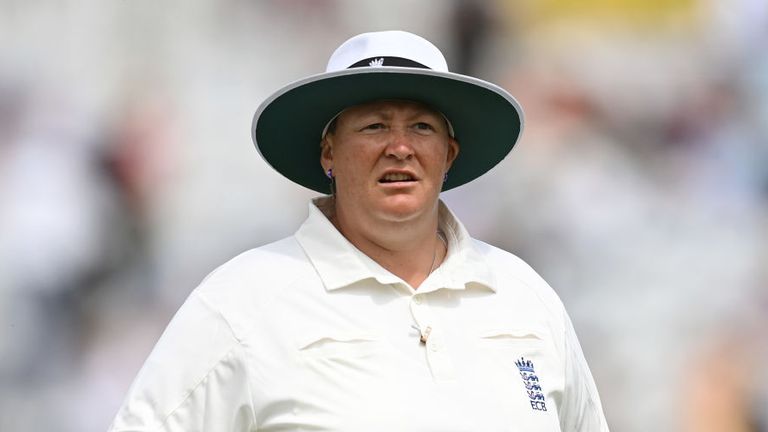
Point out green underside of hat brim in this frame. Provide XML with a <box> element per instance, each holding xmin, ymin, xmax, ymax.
<box><xmin>254</xmin><ymin>68</ymin><xmax>523</xmax><ymax>194</ymax></box>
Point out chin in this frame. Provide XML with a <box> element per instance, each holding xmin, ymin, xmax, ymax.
<box><xmin>374</xmin><ymin>195</ymin><xmax>436</xmax><ymax>222</ymax></box>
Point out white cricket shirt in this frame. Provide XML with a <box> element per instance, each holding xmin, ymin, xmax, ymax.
<box><xmin>109</xmin><ymin>198</ymin><xmax>609</xmax><ymax>431</ymax></box>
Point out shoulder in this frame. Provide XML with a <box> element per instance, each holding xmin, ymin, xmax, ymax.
<box><xmin>192</xmin><ymin>235</ymin><xmax>317</xmax><ymax>338</ymax></box>
<box><xmin>109</xmin><ymin>236</ymin><xmax>313</xmax><ymax>431</ymax></box>
<box><xmin>470</xmin><ymin>238</ymin><xmax>566</xmax><ymax>317</ymax></box>
<box><xmin>199</xmin><ymin>236</ymin><xmax>311</xmax><ymax>289</ymax></box>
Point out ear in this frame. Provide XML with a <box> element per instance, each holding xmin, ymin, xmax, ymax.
<box><xmin>444</xmin><ymin>137</ymin><xmax>459</xmax><ymax>170</ymax></box>
<box><xmin>320</xmin><ymin>136</ymin><xmax>334</xmax><ymax>173</ymax></box>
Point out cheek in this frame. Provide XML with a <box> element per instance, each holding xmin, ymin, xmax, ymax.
<box><xmin>425</xmin><ymin>147</ymin><xmax>452</xmax><ymax>173</ymax></box>
<box><xmin>338</xmin><ymin>155</ymin><xmax>364</xmax><ymax>176</ymax></box>
<box><xmin>335</xmin><ymin>159</ymin><xmax>371</xmax><ymax>195</ymax></box>
<box><xmin>337</xmin><ymin>147</ymin><xmax>378</xmax><ymax>175</ymax></box>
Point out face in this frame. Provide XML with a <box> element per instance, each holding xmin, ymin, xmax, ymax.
<box><xmin>320</xmin><ymin>100</ymin><xmax>459</xmax><ymax>225</ymax></box>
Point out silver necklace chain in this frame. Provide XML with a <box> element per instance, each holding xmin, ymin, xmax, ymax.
<box><xmin>428</xmin><ymin>231</ymin><xmax>447</xmax><ymax>275</ymax></box>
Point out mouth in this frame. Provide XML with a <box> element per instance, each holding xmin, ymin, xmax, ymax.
<box><xmin>378</xmin><ymin>172</ymin><xmax>418</xmax><ymax>184</ymax></box>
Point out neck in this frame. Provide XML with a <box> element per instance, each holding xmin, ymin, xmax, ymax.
<box><xmin>331</xmin><ymin>200</ymin><xmax>447</xmax><ymax>289</ymax></box>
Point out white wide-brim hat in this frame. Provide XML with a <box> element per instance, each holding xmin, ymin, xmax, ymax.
<box><xmin>252</xmin><ymin>30</ymin><xmax>524</xmax><ymax>194</ymax></box>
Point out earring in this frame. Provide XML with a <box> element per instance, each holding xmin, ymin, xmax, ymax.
<box><xmin>326</xmin><ymin>168</ymin><xmax>336</xmax><ymax>196</ymax></box>
<box><xmin>443</xmin><ymin>172</ymin><xmax>448</xmax><ymax>183</ymax></box>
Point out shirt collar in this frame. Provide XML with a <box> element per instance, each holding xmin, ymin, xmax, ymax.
<box><xmin>429</xmin><ymin>201</ymin><xmax>497</xmax><ymax>293</ymax></box>
<box><xmin>294</xmin><ymin>197</ymin><xmax>496</xmax><ymax>293</ymax></box>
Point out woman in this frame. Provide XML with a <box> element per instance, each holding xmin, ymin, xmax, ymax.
<box><xmin>109</xmin><ymin>30</ymin><xmax>609</xmax><ymax>432</ymax></box>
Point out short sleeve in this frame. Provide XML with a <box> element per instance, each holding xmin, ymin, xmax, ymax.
<box><xmin>107</xmin><ymin>292</ymin><xmax>256</xmax><ymax>432</ymax></box>
<box><xmin>559</xmin><ymin>309</ymin><xmax>610</xmax><ymax>432</ymax></box>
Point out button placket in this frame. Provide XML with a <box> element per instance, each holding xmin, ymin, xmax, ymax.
<box><xmin>409</xmin><ymin>293</ymin><xmax>456</xmax><ymax>381</ymax></box>
<box><xmin>409</xmin><ymin>294</ymin><xmax>430</xmax><ymax>342</ymax></box>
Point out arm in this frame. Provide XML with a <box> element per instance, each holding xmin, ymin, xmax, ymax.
<box><xmin>559</xmin><ymin>309</ymin><xmax>610</xmax><ymax>432</ymax></box>
<box><xmin>107</xmin><ymin>292</ymin><xmax>256</xmax><ymax>432</ymax></box>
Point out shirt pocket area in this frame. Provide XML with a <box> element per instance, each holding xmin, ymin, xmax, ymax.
<box><xmin>297</xmin><ymin>333</ymin><xmax>383</xmax><ymax>359</ymax></box>
<box><xmin>473</xmin><ymin>327</ymin><xmax>550</xmax><ymax>376</ymax></box>
<box><xmin>473</xmin><ymin>327</ymin><xmax>558</xmax><ymax>422</ymax></box>
<box><xmin>476</xmin><ymin>327</ymin><xmax>545</xmax><ymax>348</ymax></box>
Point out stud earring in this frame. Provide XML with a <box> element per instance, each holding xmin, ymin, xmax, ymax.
<box><xmin>326</xmin><ymin>168</ymin><xmax>336</xmax><ymax>196</ymax></box>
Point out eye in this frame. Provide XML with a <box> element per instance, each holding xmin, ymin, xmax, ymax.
<box><xmin>360</xmin><ymin>123</ymin><xmax>386</xmax><ymax>132</ymax></box>
<box><xmin>413</xmin><ymin>122</ymin><xmax>436</xmax><ymax>133</ymax></box>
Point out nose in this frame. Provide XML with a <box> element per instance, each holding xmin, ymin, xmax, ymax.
<box><xmin>385</xmin><ymin>129</ymin><xmax>415</xmax><ymax>161</ymax></box>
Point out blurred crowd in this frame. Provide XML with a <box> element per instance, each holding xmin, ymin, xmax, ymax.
<box><xmin>0</xmin><ymin>1</ymin><xmax>766</xmax><ymax>431</ymax></box>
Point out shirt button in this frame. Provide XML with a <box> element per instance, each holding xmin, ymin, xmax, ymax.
<box><xmin>429</xmin><ymin>341</ymin><xmax>440</xmax><ymax>352</ymax></box>
<box><xmin>413</xmin><ymin>295</ymin><xmax>423</xmax><ymax>305</ymax></box>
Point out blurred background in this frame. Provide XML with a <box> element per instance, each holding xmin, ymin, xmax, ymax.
<box><xmin>0</xmin><ymin>0</ymin><xmax>766</xmax><ymax>431</ymax></box>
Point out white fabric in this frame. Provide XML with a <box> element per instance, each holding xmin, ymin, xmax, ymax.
<box><xmin>108</xmin><ymin>198</ymin><xmax>609</xmax><ymax>432</ymax></box>
<box><xmin>325</xmin><ymin>30</ymin><xmax>449</xmax><ymax>72</ymax></box>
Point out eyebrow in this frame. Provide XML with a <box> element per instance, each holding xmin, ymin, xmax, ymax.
<box><xmin>322</xmin><ymin>107</ymin><xmax>442</xmax><ymax>138</ymax></box>
<box><xmin>362</xmin><ymin>107</ymin><xmax>455</xmax><ymax>137</ymax></box>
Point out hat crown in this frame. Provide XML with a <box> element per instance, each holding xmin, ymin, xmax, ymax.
<box><xmin>326</xmin><ymin>30</ymin><xmax>449</xmax><ymax>73</ymax></box>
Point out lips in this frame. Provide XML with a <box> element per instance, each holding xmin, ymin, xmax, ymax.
<box><xmin>379</xmin><ymin>172</ymin><xmax>416</xmax><ymax>183</ymax></box>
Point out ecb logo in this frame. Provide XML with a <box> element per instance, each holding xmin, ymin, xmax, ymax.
<box><xmin>515</xmin><ymin>357</ymin><xmax>548</xmax><ymax>412</ymax></box>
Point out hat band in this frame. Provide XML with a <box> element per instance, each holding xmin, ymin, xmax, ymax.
<box><xmin>347</xmin><ymin>56</ymin><xmax>430</xmax><ymax>69</ymax></box>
